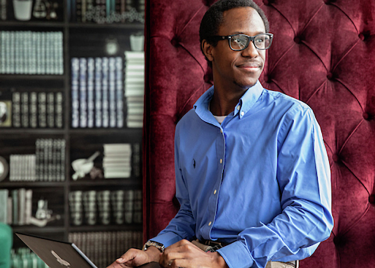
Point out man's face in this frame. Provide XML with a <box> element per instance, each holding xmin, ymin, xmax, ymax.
<box><xmin>207</xmin><ymin>7</ymin><xmax>266</xmax><ymax>89</ymax></box>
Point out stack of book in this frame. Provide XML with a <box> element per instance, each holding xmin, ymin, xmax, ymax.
<box><xmin>0</xmin><ymin>31</ymin><xmax>63</xmax><ymax>75</ymax></box>
<box><xmin>124</xmin><ymin>51</ymin><xmax>144</xmax><ymax>128</ymax></box>
<box><xmin>9</xmin><ymin>155</ymin><xmax>36</xmax><ymax>181</ymax></box>
<box><xmin>69</xmin><ymin>0</ymin><xmax>144</xmax><ymax>24</ymax></box>
<box><xmin>0</xmin><ymin>188</ymin><xmax>33</xmax><ymax>226</ymax></box>
<box><xmin>71</xmin><ymin>57</ymin><xmax>124</xmax><ymax>128</ymax></box>
<box><xmin>103</xmin><ymin>143</ymin><xmax>131</xmax><ymax>178</ymax></box>
<box><xmin>69</xmin><ymin>231</ymin><xmax>143</xmax><ymax>268</ymax></box>
<box><xmin>12</xmin><ymin>91</ymin><xmax>64</xmax><ymax>128</ymax></box>
<box><xmin>35</xmin><ymin>139</ymin><xmax>65</xmax><ymax>181</ymax></box>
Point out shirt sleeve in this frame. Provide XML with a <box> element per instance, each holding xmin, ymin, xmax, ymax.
<box><xmin>217</xmin><ymin>107</ymin><xmax>333</xmax><ymax>268</ymax></box>
<box><xmin>149</xmin><ymin>126</ymin><xmax>196</xmax><ymax>248</ymax></box>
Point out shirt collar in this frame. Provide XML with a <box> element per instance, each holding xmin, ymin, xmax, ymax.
<box><xmin>194</xmin><ymin>80</ymin><xmax>264</xmax><ymax>121</ymax></box>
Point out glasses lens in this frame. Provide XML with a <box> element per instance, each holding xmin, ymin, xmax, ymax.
<box><xmin>254</xmin><ymin>34</ymin><xmax>271</xmax><ymax>49</ymax></box>
<box><xmin>230</xmin><ymin>34</ymin><xmax>249</xmax><ymax>50</ymax></box>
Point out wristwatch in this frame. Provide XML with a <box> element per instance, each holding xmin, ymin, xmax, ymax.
<box><xmin>142</xmin><ymin>240</ymin><xmax>165</xmax><ymax>253</ymax></box>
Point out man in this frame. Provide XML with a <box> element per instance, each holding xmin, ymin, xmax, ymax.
<box><xmin>108</xmin><ymin>0</ymin><xmax>333</xmax><ymax>267</ymax></box>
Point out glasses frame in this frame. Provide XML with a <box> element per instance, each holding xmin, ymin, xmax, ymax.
<box><xmin>212</xmin><ymin>33</ymin><xmax>274</xmax><ymax>51</ymax></box>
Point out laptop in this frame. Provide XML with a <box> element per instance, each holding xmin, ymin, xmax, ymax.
<box><xmin>16</xmin><ymin>232</ymin><xmax>162</xmax><ymax>268</ymax></box>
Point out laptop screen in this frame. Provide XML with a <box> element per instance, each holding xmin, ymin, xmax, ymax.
<box><xmin>16</xmin><ymin>233</ymin><xmax>97</xmax><ymax>268</ymax></box>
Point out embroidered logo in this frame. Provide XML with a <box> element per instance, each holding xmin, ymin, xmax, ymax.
<box><xmin>51</xmin><ymin>250</ymin><xmax>70</xmax><ymax>267</ymax></box>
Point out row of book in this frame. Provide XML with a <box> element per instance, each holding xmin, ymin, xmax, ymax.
<box><xmin>124</xmin><ymin>51</ymin><xmax>144</xmax><ymax>128</ymax></box>
<box><xmin>69</xmin><ymin>189</ymin><xmax>141</xmax><ymax>226</ymax></box>
<box><xmin>0</xmin><ymin>31</ymin><xmax>64</xmax><ymax>75</ymax></box>
<box><xmin>71</xmin><ymin>57</ymin><xmax>124</xmax><ymax>128</ymax></box>
<box><xmin>103</xmin><ymin>143</ymin><xmax>132</xmax><ymax>178</ymax></box>
<box><xmin>11</xmin><ymin>248</ymin><xmax>48</xmax><ymax>268</ymax></box>
<box><xmin>12</xmin><ymin>91</ymin><xmax>64</xmax><ymax>129</ymax></box>
<box><xmin>7</xmin><ymin>139</ymin><xmax>65</xmax><ymax>182</ymax></box>
<box><xmin>70</xmin><ymin>0</ymin><xmax>144</xmax><ymax>24</ymax></box>
<box><xmin>69</xmin><ymin>231</ymin><xmax>143</xmax><ymax>267</ymax></box>
<box><xmin>0</xmin><ymin>188</ymin><xmax>32</xmax><ymax>226</ymax></box>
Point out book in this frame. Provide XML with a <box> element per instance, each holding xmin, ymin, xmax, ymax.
<box><xmin>0</xmin><ymin>189</ymin><xmax>8</xmax><ymax>223</ymax></box>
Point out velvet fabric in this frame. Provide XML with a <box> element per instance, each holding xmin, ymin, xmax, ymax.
<box><xmin>143</xmin><ymin>0</ymin><xmax>375</xmax><ymax>267</ymax></box>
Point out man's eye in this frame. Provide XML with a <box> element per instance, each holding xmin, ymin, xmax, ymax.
<box><xmin>255</xmin><ymin>38</ymin><xmax>265</xmax><ymax>43</ymax></box>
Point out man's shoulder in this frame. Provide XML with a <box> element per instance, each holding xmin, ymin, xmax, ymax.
<box><xmin>264</xmin><ymin>89</ymin><xmax>311</xmax><ymax>114</ymax></box>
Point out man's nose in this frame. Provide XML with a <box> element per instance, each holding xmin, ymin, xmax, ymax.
<box><xmin>241</xmin><ymin>41</ymin><xmax>259</xmax><ymax>58</ymax></box>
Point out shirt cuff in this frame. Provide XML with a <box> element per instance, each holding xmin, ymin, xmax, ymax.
<box><xmin>217</xmin><ymin>241</ymin><xmax>254</xmax><ymax>268</ymax></box>
<box><xmin>150</xmin><ymin>232</ymin><xmax>183</xmax><ymax>248</ymax></box>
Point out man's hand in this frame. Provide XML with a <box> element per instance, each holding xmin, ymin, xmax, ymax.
<box><xmin>159</xmin><ymin>240</ymin><xmax>228</xmax><ymax>268</ymax></box>
<box><xmin>107</xmin><ymin>247</ymin><xmax>160</xmax><ymax>268</ymax></box>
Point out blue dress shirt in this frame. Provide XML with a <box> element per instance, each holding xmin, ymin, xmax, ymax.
<box><xmin>152</xmin><ymin>81</ymin><xmax>333</xmax><ymax>268</ymax></box>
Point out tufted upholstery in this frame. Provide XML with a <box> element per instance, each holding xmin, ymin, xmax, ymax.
<box><xmin>143</xmin><ymin>0</ymin><xmax>375</xmax><ymax>267</ymax></box>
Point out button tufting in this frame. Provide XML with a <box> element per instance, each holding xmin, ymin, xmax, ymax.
<box><xmin>369</xmin><ymin>195</ymin><xmax>375</xmax><ymax>205</ymax></box>
<box><xmin>171</xmin><ymin>38</ymin><xmax>179</xmax><ymax>47</ymax></box>
<box><xmin>359</xmin><ymin>33</ymin><xmax>365</xmax><ymax>41</ymax></box>
<box><xmin>332</xmin><ymin>154</ymin><xmax>339</xmax><ymax>163</ymax></box>
<box><xmin>204</xmin><ymin>74</ymin><xmax>212</xmax><ymax>83</ymax></box>
<box><xmin>263</xmin><ymin>0</ymin><xmax>271</xmax><ymax>5</ymax></box>
<box><xmin>294</xmin><ymin>36</ymin><xmax>302</xmax><ymax>44</ymax></box>
<box><xmin>363</xmin><ymin>112</ymin><xmax>369</xmax><ymax>120</ymax></box>
<box><xmin>327</xmin><ymin>72</ymin><xmax>334</xmax><ymax>80</ymax></box>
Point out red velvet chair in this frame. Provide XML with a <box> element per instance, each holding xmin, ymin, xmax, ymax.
<box><xmin>143</xmin><ymin>0</ymin><xmax>375</xmax><ymax>267</ymax></box>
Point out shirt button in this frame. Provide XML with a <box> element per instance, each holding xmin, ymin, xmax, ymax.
<box><xmin>208</xmin><ymin>222</ymin><xmax>212</xmax><ymax>226</ymax></box>
<box><xmin>237</xmin><ymin>106</ymin><xmax>241</xmax><ymax>110</ymax></box>
<box><xmin>214</xmin><ymin>190</ymin><xmax>217</xmax><ymax>195</ymax></box>
<box><xmin>220</xmin><ymin>129</ymin><xmax>223</xmax><ymax>133</ymax></box>
<box><xmin>220</xmin><ymin>159</ymin><xmax>223</xmax><ymax>164</ymax></box>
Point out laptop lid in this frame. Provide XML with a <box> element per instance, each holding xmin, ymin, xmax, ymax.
<box><xmin>16</xmin><ymin>232</ymin><xmax>97</xmax><ymax>268</ymax></box>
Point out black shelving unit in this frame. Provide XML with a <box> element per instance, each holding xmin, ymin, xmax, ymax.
<box><xmin>0</xmin><ymin>0</ymin><xmax>145</xmax><ymax>258</ymax></box>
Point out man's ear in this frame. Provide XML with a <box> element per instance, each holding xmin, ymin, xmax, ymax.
<box><xmin>202</xmin><ymin>40</ymin><xmax>214</xmax><ymax>62</ymax></box>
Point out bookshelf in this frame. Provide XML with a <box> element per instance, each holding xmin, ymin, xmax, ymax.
<box><xmin>0</xmin><ymin>0</ymin><xmax>144</xmax><ymax>265</ymax></box>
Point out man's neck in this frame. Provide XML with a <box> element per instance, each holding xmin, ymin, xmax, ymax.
<box><xmin>210</xmin><ymin>85</ymin><xmax>248</xmax><ymax>116</ymax></box>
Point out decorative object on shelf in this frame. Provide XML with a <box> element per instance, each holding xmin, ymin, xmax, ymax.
<box><xmin>0</xmin><ymin>156</ymin><xmax>8</xmax><ymax>181</ymax></box>
<box><xmin>13</xmin><ymin>0</ymin><xmax>33</xmax><ymax>21</ymax></box>
<box><xmin>105</xmin><ymin>36</ymin><xmax>120</xmax><ymax>55</ymax></box>
<box><xmin>45</xmin><ymin>1</ymin><xmax>58</xmax><ymax>20</ymax></box>
<box><xmin>71</xmin><ymin>151</ymin><xmax>100</xmax><ymax>180</ymax></box>
<box><xmin>0</xmin><ymin>101</ymin><xmax>12</xmax><ymax>127</ymax></box>
<box><xmin>31</xmin><ymin>198</ymin><xmax>61</xmax><ymax>227</ymax></box>
<box><xmin>32</xmin><ymin>0</ymin><xmax>46</xmax><ymax>19</ymax></box>
<box><xmin>129</xmin><ymin>32</ymin><xmax>144</xmax><ymax>52</ymax></box>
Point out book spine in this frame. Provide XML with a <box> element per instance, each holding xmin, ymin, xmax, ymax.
<box><xmin>71</xmin><ymin>58</ymin><xmax>80</xmax><ymax>128</ymax></box>
<box><xmin>79</xmin><ymin>58</ymin><xmax>87</xmax><ymax>128</ymax></box>
<box><xmin>87</xmin><ymin>58</ymin><xmax>95</xmax><ymax>128</ymax></box>
<box><xmin>21</xmin><ymin>92</ymin><xmax>29</xmax><ymax>128</ymax></box>
<box><xmin>102</xmin><ymin>57</ymin><xmax>109</xmax><ymax>128</ymax></box>
<box><xmin>95</xmin><ymin>58</ymin><xmax>102</xmax><ymax>127</ymax></box>
<box><xmin>38</xmin><ymin>92</ymin><xmax>47</xmax><ymax>128</ymax></box>
<box><xmin>30</xmin><ymin>92</ymin><xmax>38</xmax><ymax>128</ymax></box>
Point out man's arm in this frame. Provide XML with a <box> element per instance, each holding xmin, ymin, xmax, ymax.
<box><xmin>217</xmin><ymin>108</ymin><xmax>333</xmax><ymax>268</ymax></box>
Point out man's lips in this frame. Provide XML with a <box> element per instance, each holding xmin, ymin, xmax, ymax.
<box><xmin>237</xmin><ymin>62</ymin><xmax>262</xmax><ymax>69</ymax></box>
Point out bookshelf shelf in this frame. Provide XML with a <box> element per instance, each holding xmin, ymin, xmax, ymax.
<box><xmin>68</xmin><ymin>178</ymin><xmax>141</xmax><ymax>187</ymax></box>
<box><xmin>0</xmin><ymin>0</ymin><xmax>144</xmax><ymax>255</ymax></box>
<box><xmin>0</xmin><ymin>182</ymin><xmax>65</xmax><ymax>188</ymax></box>
<box><xmin>0</xmin><ymin>21</ymin><xmax>65</xmax><ymax>28</ymax></box>
<box><xmin>12</xmin><ymin>226</ymin><xmax>66</xmax><ymax>233</ymax></box>
<box><xmin>69</xmin><ymin>224</ymin><xmax>142</xmax><ymax>233</ymax></box>
<box><xmin>68</xmin><ymin>22</ymin><xmax>144</xmax><ymax>30</ymax></box>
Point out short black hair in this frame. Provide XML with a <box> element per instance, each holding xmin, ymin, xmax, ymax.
<box><xmin>199</xmin><ymin>0</ymin><xmax>269</xmax><ymax>59</ymax></box>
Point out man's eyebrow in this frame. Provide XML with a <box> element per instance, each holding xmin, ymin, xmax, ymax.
<box><xmin>231</xmin><ymin>31</ymin><xmax>266</xmax><ymax>35</ymax></box>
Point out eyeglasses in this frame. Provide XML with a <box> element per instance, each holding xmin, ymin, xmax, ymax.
<box><xmin>211</xmin><ymin>33</ymin><xmax>273</xmax><ymax>51</ymax></box>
